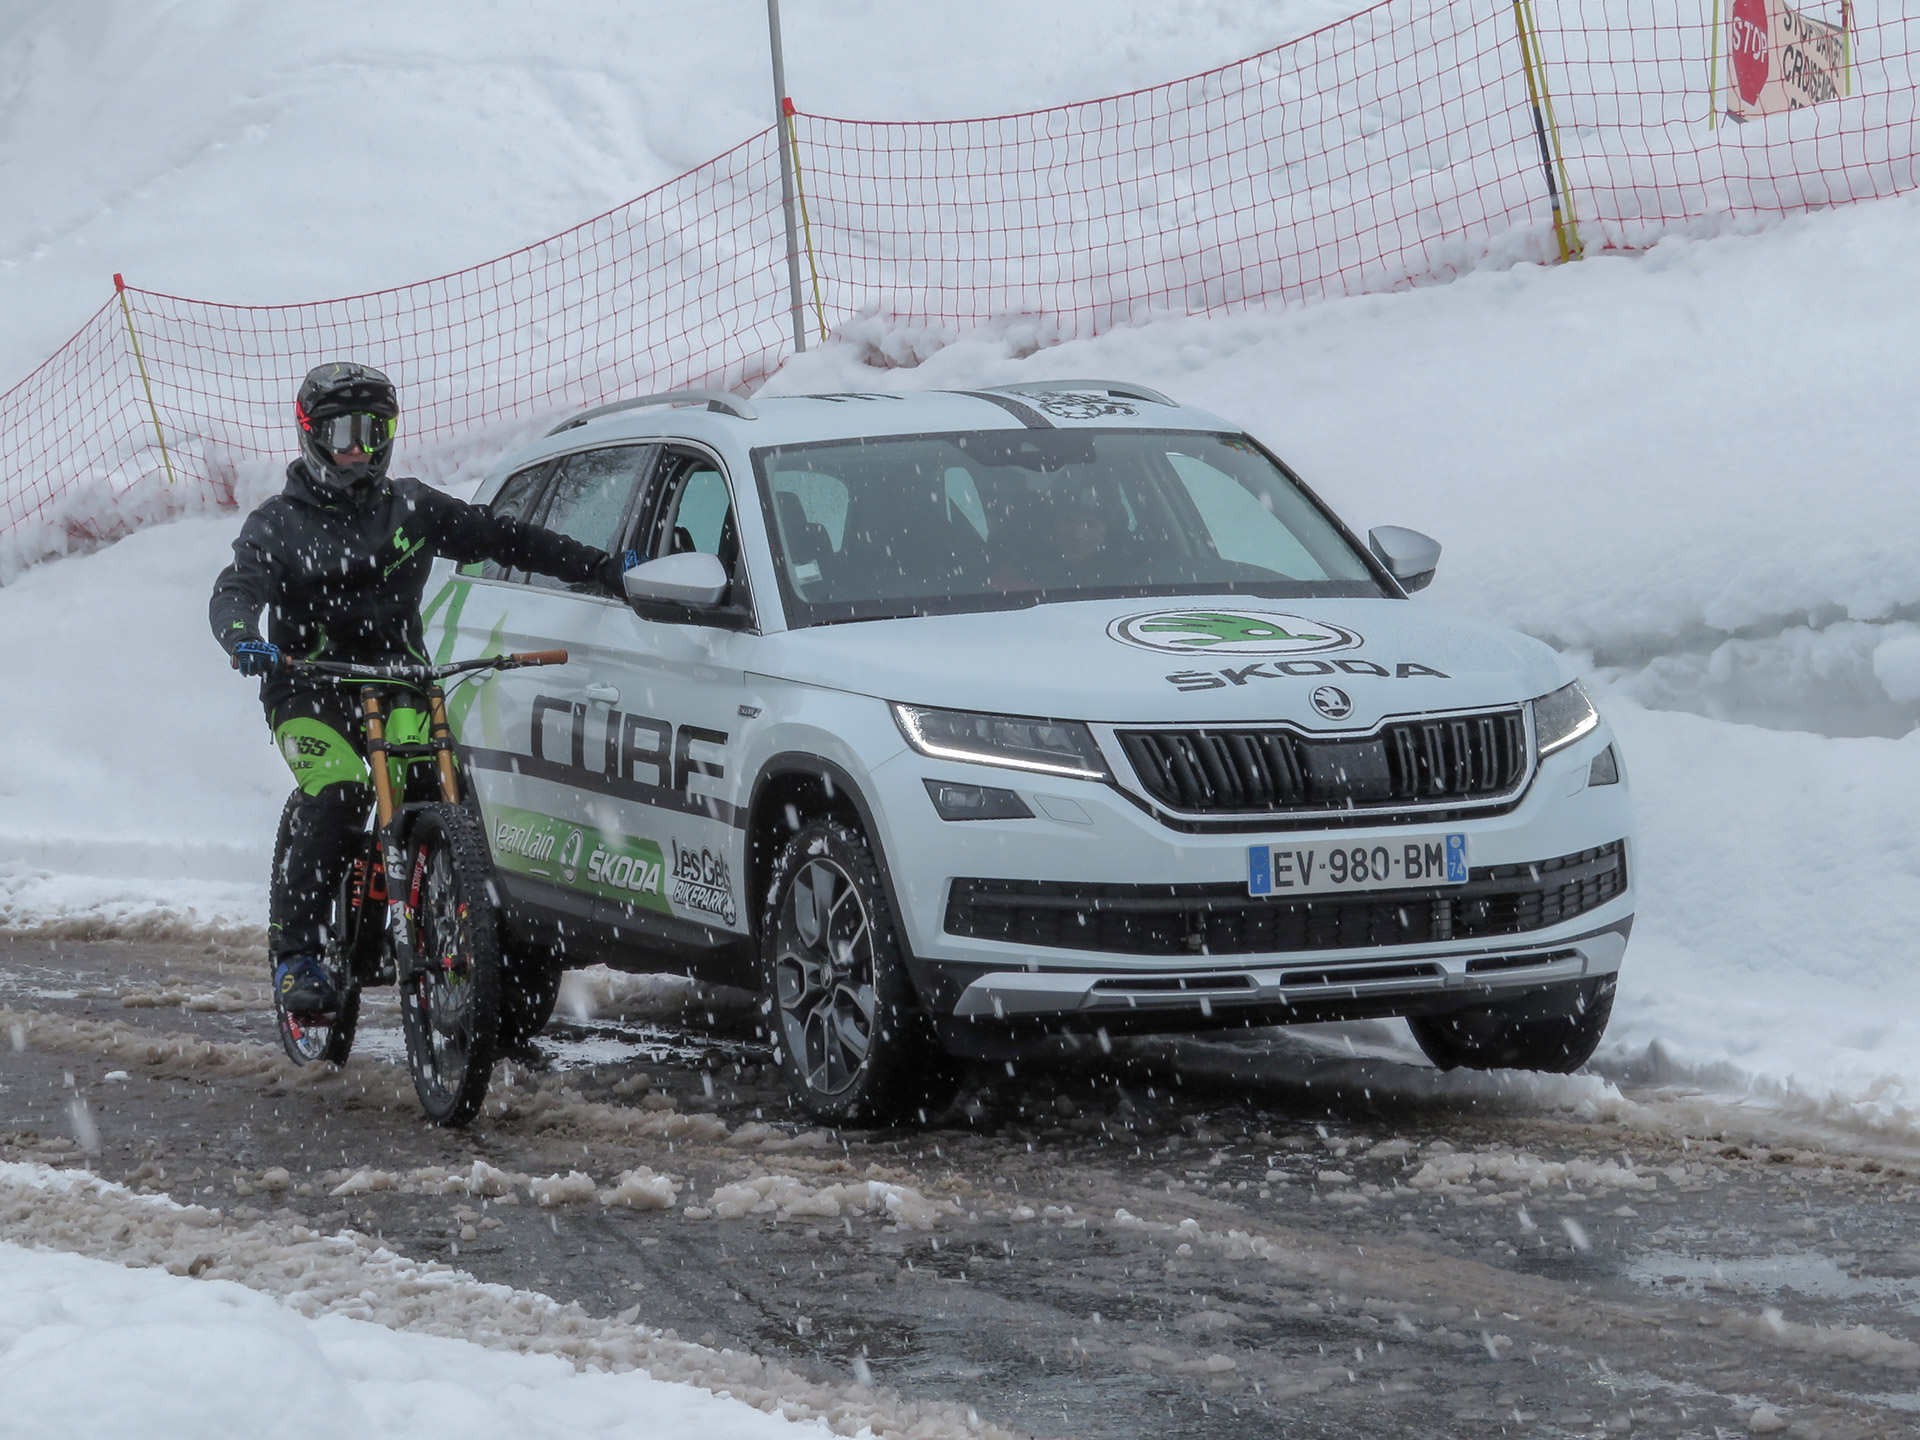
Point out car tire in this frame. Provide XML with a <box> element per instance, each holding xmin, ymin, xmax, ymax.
<box><xmin>1408</xmin><ymin>976</ymin><xmax>1615</xmax><ymax>1074</ymax></box>
<box><xmin>498</xmin><ymin>947</ymin><xmax>563</xmax><ymax>1050</ymax></box>
<box><xmin>759</xmin><ymin>818</ymin><xmax>962</xmax><ymax>1127</ymax></box>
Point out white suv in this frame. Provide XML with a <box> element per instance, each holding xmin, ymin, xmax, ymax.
<box><xmin>424</xmin><ymin>381</ymin><xmax>1633</xmax><ymax>1124</ymax></box>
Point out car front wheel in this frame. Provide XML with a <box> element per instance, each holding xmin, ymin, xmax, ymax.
<box><xmin>759</xmin><ymin>818</ymin><xmax>961</xmax><ymax>1127</ymax></box>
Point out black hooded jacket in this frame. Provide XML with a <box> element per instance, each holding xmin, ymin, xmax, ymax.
<box><xmin>211</xmin><ymin>460</ymin><xmax>616</xmax><ymax>709</ymax></box>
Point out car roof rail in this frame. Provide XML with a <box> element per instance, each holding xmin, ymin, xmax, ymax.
<box><xmin>983</xmin><ymin>378</ymin><xmax>1176</xmax><ymax>406</ymax></box>
<box><xmin>545</xmin><ymin>388</ymin><xmax>758</xmax><ymax>436</ymax></box>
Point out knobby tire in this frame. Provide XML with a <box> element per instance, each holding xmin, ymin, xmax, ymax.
<box><xmin>398</xmin><ymin>803</ymin><xmax>505</xmax><ymax>1126</ymax></box>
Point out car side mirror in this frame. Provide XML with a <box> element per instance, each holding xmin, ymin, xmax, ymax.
<box><xmin>622</xmin><ymin>551</ymin><xmax>729</xmax><ymax>608</ymax></box>
<box><xmin>1368</xmin><ymin>525</ymin><xmax>1441</xmax><ymax>593</ymax></box>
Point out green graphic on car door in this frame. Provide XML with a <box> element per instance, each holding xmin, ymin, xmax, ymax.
<box><xmin>486</xmin><ymin>804</ymin><xmax>672</xmax><ymax>912</ymax></box>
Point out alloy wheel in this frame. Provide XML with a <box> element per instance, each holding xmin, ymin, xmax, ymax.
<box><xmin>773</xmin><ymin>857</ymin><xmax>878</xmax><ymax>1098</ymax></box>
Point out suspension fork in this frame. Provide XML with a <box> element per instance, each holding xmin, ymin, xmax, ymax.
<box><xmin>360</xmin><ymin>686</ymin><xmax>416</xmax><ymax>970</ymax></box>
<box><xmin>359</xmin><ymin>686</ymin><xmax>397</xmax><ymax>828</ymax></box>
<box><xmin>424</xmin><ymin>684</ymin><xmax>462</xmax><ymax>803</ymax></box>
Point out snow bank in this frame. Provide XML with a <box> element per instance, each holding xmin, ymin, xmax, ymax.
<box><xmin>0</xmin><ymin>514</ymin><xmax>284</xmax><ymax>933</ymax></box>
<box><xmin>0</xmin><ymin>1240</ymin><xmax>837</xmax><ymax>1440</ymax></box>
<box><xmin>0</xmin><ymin>1161</ymin><xmax>1010</xmax><ymax>1439</ymax></box>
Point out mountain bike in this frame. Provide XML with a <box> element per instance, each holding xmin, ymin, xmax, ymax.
<box><xmin>261</xmin><ymin>649</ymin><xmax>566</xmax><ymax>1125</ymax></box>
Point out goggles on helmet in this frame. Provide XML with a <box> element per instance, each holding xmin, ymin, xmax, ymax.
<box><xmin>311</xmin><ymin>411</ymin><xmax>396</xmax><ymax>454</ymax></box>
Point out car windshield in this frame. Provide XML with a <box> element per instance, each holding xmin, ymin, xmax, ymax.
<box><xmin>753</xmin><ymin>428</ymin><xmax>1385</xmax><ymax>626</ymax></box>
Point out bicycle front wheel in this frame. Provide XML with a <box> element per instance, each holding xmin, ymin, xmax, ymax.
<box><xmin>397</xmin><ymin>803</ymin><xmax>503</xmax><ymax>1126</ymax></box>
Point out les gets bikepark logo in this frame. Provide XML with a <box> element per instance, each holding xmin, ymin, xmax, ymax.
<box><xmin>1107</xmin><ymin>608</ymin><xmax>1362</xmax><ymax>657</ymax></box>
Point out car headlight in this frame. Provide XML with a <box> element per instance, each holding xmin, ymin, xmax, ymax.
<box><xmin>1533</xmin><ymin>680</ymin><xmax>1600</xmax><ymax>756</ymax></box>
<box><xmin>893</xmin><ymin>704</ymin><xmax>1110</xmax><ymax>780</ymax></box>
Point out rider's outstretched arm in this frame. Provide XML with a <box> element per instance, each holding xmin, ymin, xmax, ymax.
<box><xmin>210</xmin><ymin>511</ymin><xmax>280</xmax><ymax>656</ymax></box>
<box><xmin>407</xmin><ymin>485</ymin><xmax>624</xmax><ymax>590</ymax></box>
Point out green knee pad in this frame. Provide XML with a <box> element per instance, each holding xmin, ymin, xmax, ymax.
<box><xmin>274</xmin><ymin>718</ymin><xmax>368</xmax><ymax>796</ymax></box>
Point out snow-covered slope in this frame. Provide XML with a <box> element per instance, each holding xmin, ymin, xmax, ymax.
<box><xmin>0</xmin><ymin>0</ymin><xmax>1355</xmax><ymax>386</ymax></box>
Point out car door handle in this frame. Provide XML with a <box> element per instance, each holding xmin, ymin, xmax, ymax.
<box><xmin>584</xmin><ymin>683</ymin><xmax>620</xmax><ymax>706</ymax></box>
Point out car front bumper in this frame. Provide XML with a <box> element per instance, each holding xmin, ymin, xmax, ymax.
<box><xmin>943</xmin><ymin>917</ymin><xmax>1627</xmax><ymax>1022</ymax></box>
<box><xmin>864</xmin><ymin>722</ymin><xmax>1635</xmax><ymax>1033</ymax></box>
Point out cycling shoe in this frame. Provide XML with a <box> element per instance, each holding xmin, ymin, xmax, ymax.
<box><xmin>274</xmin><ymin>955</ymin><xmax>338</xmax><ymax>1015</ymax></box>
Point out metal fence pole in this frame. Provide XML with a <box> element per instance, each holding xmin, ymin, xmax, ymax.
<box><xmin>1513</xmin><ymin>0</ymin><xmax>1583</xmax><ymax>263</ymax></box>
<box><xmin>113</xmin><ymin>273</ymin><xmax>178</xmax><ymax>485</ymax></box>
<box><xmin>768</xmin><ymin>0</ymin><xmax>808</xmax><ymax>354</ymax></box>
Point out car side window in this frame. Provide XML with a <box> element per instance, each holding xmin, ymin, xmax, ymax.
<box><xmin>481</xmin><ymin>462</ymin><xmax>552</xmax><ymax>582</ymax></box>
<box><xmin>647</xmin><ymin>456</ymin><xmax>737</xmax><ymax>567</ymax></box>
<box><xmin>631</xmin><ymin>450</ymin><xmax>750</xmax><ymax>621</ymax></box>
<box><xmin>524</xmin><ymin>445</ymin><xmax>655</xmax><ymax>591</ymax></box>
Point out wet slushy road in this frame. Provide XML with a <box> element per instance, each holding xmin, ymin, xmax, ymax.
<box><xmin>5</xmin><ymin>936</ymin><xmax>1919</xmax><ymax>1439</ymax></box>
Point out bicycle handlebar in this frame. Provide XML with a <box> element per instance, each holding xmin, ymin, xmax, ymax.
<box><xmin>232</xmin><ymin>650</ymin><xmax>568</xmax><ymax>682</ymax></box>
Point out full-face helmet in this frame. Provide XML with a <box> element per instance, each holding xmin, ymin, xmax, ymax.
<box><xmin>294</xmin><ymin>361</ymin><xmax>399</xmax><ymax>495</ymax></box>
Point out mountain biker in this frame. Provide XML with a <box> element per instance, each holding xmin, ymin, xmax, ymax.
<box><xmin>209</xmin><ymin>361</ymin><xmax>633</xmax><ymax>1017</ymax></box>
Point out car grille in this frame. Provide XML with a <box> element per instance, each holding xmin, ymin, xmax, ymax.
<box><xmin>1116</xmin><ymin>708</ymin><xmax>1529</xmax><ymax>815</ymax></box>
<box><xmin>944</xmin><ymin>841</ymin><xmax>1624</xmax><ymax>957</ymax></box>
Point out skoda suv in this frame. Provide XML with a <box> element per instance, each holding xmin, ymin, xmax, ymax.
<box><xmin>423</xmin><ymin>380</ymin><xmax>1633</xmax><ymax>1124</ymax></box>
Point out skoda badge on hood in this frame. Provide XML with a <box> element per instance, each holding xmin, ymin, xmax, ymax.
<box><xmin>1310</xmin><ymin>685</ymin><xmax>1353</xmax><ymax>719</ymax></box>
<box><xmin>1108</xmin><ymin>607</ymin><xmax>1362</xmax><ymax>656</ymax></box>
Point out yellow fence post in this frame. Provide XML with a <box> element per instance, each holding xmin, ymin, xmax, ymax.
<box><xmin>113</xmin><ymin>274</ymin><xmax>178</xmax><ymax>486</ymax></box>
<box><xmin>1514</xmin><ymin>0</ymin><xmax>1584</xmax><ymax>262</ymax></box>
<box><xmin>782</xmin><ymin>98</ymin><xmax>830</xmax><ymax>344</ymax></box>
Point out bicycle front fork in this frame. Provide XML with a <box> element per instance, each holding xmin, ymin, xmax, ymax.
<box><xmin>359</xmin><ymin>686</ymin><xmax>416</xmax><ymax>975</ymax></box>
<box><xmin>357</xmin><ymin>683</ymin><xmax>467</xmax><ymax>982</ymax></box>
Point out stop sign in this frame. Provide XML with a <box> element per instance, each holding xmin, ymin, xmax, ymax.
<box><xmin>1730</xmin><ymin>0</ymin><xmax>1771</xmax><ymax>105</ymax></box>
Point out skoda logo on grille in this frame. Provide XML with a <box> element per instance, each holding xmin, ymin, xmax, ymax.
<box><xmin>1310</xmin><ymin>685</ymin><xmax>1353</xmax><ymax>720</ymax></box>
<box><xmin>1108</xmin><ymin>608</ymin><xmax>1362</xmax><ymax>655</ymax></box>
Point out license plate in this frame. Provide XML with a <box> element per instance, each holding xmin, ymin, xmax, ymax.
<box><xmin>1248</xmin><ymin>834</ymin><xmax>1468</xmax><ymax>896</ymax></box>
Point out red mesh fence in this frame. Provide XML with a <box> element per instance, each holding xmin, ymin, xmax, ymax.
<box><xmin>0</xmin><ymin>127</ymin><xmax>789</xmax><ymax>571</ymax></box>
<box><xmin>790</xmin><ymin>0</ymin><xmax>1542</xmax><ymax>343</ymax></box>
<box><xmin>1533</xmin><ymin>0</ymin><xmax>1917</xmax><ymax>249</ymax></box>
<box><xmin>2</xmin><ymin>0</ymin><xmax>1916</xmax><ymax>568</ymax></box>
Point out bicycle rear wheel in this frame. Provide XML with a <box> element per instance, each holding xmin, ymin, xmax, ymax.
<box><xmin>398</xmin><ymin>803</ymin><xmax>503</xmax><ymax>1126</ymax></box>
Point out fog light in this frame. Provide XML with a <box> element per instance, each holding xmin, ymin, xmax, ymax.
<box><xmin>923</xmin><ymin>779</ymin><xmax>1033</xmax><ymax>821</ymax></box>
<box><xmin>1588</xmin><ymin>746</ymin><xmax>1619</xmax><ymax>786</ymax></box>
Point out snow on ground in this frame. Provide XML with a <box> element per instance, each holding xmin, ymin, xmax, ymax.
<box><xmin>0</xmin><ymin>1239</ymin><xmax>834</xmax><ymax>1440</ymax></box>
<box><xmin>0</xmin><ymin>509</ymin><xmax>285</xmax><ymax>931</ymax></box>
<box><xmin>0</xmin><ymin>1158</ymin><xmax>1007</xmax><ymax>1440</ymax></box>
